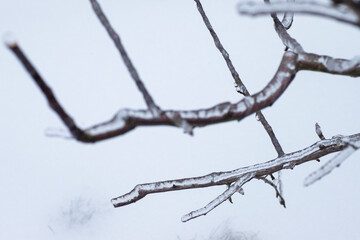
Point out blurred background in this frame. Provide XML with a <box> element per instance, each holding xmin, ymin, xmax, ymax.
<box><xmin>0</xmin><ymin>0</ymin><xmax>359</xmax><ymax>239</ymax></box>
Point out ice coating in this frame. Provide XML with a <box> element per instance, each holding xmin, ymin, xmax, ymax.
<box><xmin>181</xmin><ymin>173</ymin><xmax>254</xmax><ymax>222</ymax></box>
<box><xmin>112</xmin><ymin>133</ymin><xmax>360</xmax><ymax>214</ymax></box>
<box><xmin>237</xmin><ymin>1</ymin><xmax>359</xmax><ymax>26</ymax></box>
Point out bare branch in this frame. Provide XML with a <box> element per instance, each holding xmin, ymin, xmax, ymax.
<box><xmin>112</xmin><ymin>133</ymin><xmax>360</xmax><ymax>221</ymax></box>
<box><xmin>237</xmin><ymin>1</ymin><xmax>360</xmax><ymax>27</ymax></box>
<box><xmin>181</xmin><ymin>173</ymin><xmax>255</xmax><ymax>222</ymax></box>
<box><xmin>89</xmin><ymin>0</ymin><xmax>161</xmax><ymax>116</ymax></box>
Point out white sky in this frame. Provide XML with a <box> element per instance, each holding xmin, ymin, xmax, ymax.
<box><xmin>1</xmin><ymin>0</ymin><xmax>360</xmax><ymax>239</ymax></box>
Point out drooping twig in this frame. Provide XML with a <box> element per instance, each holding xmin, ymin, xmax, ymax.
<box><xmin>89</xmin><ymin>0</ymin><xmax>161</xmax><ymax>116</ymax></box>
<box><xmin>112</xmin><ymin>133</ymin><xmax>360</xmax><ymax>221</ymax></box>
<box><xmin>237</xmin><ymin>1</ymin><xmax>360</xmax><ymax>27</ymax></box>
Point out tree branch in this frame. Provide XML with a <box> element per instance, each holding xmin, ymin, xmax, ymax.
<box><xmin>194</xmin><ymin>0</ymin><xmax>285</xmax><ymax>197</ymax></box>
<box><xmin>194</xmin><ymin>0</ymin><xmax>285</xmax><ymax>157</ymax></box>
<box><xmin>8</xmin><ymin>40</ymin><xmax>360</xmax><ymax>143</ymax></box>
<box><xmin>237</xmin><ymin>1</ymin><xmax>360</xmax><ymax>27</ymax></box>
<box><xmin>112</xmin><ymin>132</ymin><xmax>360</xmax><ymax>221</ymax></box>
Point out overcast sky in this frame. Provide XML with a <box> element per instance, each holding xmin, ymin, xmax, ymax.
<box><xmin>1</xmin><ymin>0</ymin><xmax>360</xmax><ymax>239</ymax></box>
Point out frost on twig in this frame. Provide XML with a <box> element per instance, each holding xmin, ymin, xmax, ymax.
<box><xmin>237</xmin><ymin>1</ymin><xmax>360</xmax><ymax>27</ymax></box>
<box><xmin>112</xmin><ymin>133</ymin><xmax>360</xmax><ymax>221</ymax></box>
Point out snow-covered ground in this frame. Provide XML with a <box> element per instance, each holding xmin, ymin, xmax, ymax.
<box><xmin>1</xmin><ymin>1</ymin><xmax>359</xmax><ymax>239</ymax></box>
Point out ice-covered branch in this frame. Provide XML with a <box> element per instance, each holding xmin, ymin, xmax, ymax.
<box><xmin>112</xmin><ymin>133</ymin><xmax>360</xmax><ymax>221</ymax></box>
<box><xmin>90</xmin><ymin>0</ymin><xmax>161</xmax><ymax>116</ymax></box>
<box><xmin>181</xmin><ymin>173</ymin><xmax>255</xmax><ymax>222</ymax></box>
<box><xmin>272</xmin><ymin>14</ymin><xmax>304</xmax><ymax>53</ymax></box>
<box><xmin>237</xmin><ymin>1</ymin><xmax>360</xmax><ymax>27</ymax></box>
<box><xmin>298</xmin><ymin>53</ymin><xmax>360</xmax><ymax>76</ymax></box>
<box><xmin>8</xmin><ymin>39</ymin><xmax>360</xmax><ymax>143</ymax></box>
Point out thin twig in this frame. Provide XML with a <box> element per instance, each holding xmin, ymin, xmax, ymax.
<box><xmin>181</xmin><ymin>173</ymin><xmax>255</xmax><ymax>222</ymax></box>
<box><xmin>90</xmin><ymin>0</ymin><xmax>161</xmax><ymax>116</ymax></box>
<box><xmin>257</xmin><ymin>176</ymin><xmax>286</xmax><ymax>207</ymax></box>
<box><xmin>194</xmin><ymin>0</ymin><xmax>285</xmax><ymax>157</ymax></box>
<box><xmin>194</xmin><ymin>0</ymin><xmax>286</xmax><ymax>198</ymax></box>
<box><xmin>6</xmin><ymin>43</ymin><xmax>89</xmax><ymax>142</ymax></box>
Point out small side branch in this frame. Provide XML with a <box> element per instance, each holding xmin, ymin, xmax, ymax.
<box><xmin>181</xmin><ymin>173</ymin><xmax>255</xmax><ymax>222</ymax></box>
